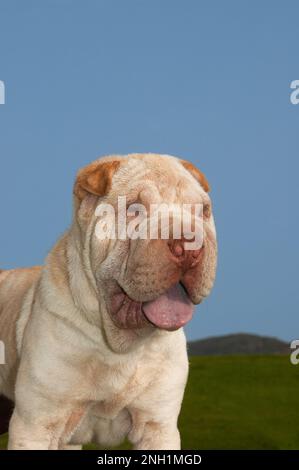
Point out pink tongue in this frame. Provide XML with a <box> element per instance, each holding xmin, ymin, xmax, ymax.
<box><xmin>142</xmin><ymin>283</ymin><xmax>194</xmax><ymax>331</ymax></box>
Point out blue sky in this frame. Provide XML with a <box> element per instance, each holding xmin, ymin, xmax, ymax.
<box><xmin>0</xmin><ymin>1</ymin><xmax>298</xmax><ymax>341</ymax></box>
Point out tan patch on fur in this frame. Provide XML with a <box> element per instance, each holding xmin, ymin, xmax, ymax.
<box><xmin>63</xmin><ymin>407</ymin><xmax>86</xmax><ymax>439</ymax></box>
<box><xmin>74</xmin><ymin>160</ymin><xmax>121</xmax><ymax>201</ymax></box>
<box><xmin>181</xmin><ymin>160</ymin><xmax>210</xmax><ymax>192</ymax></box>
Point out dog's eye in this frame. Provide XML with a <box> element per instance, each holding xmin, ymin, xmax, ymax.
<box><xmin>203</xmin><ymin>204</ymin><xmax>211</xmax><ymax>219</ymax></box>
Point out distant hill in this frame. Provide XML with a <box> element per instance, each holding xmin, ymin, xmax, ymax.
<box><xmin>187</xmin><ymin>333</ymin><xmax>290</xmax><ymax>356</ymax></box>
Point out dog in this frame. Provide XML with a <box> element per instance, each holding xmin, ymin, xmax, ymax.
<box><xmin>0</xmin><ymin>153</ymin><xmax>217</xmax><ymax>449</ymax></box>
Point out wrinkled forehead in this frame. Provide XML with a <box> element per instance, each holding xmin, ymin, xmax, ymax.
<box><xmin>106</xmin><ymin>154</ymin><xmax>208</xmax><ymax>206</ymax></box>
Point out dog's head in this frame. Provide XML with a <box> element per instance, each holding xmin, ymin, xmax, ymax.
<box><xmin>73</xmin><ymin>154</ymin><xmax>217</xmax><ymax>344</ymax></box>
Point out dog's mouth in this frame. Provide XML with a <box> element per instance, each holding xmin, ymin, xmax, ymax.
<box><xmin>142</xmin><ymin>282</ymin><xmax>194</xmax><ymax>330</ymax></box>
<box><xmin>109</xmin><ymin>282</ymin><xmax>194</xmax><ymax>331</ymax></box>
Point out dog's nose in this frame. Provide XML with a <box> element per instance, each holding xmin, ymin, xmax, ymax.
<box><xmin>168</xmin><ymin>239</ymin><xmax>184</xmax><ymax>258</ymax></box>
<box><xmin>168</xmin><ymin>239</ymin><xmax>203</xmax><ymax>269</ymax></box>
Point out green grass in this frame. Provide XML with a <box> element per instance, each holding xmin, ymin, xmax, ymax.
<box><xmin>1</xmin><ymin>355</ymin><xmax>298</xmax><ymax>449</ymax></box>
<box><xmin>179</xmin><ymin>355</ymin><xmax>299</xmax><ymax>449</ymax></box>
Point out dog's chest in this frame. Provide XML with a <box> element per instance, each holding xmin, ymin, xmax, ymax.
<box><xmin>84</xmin><ymin>355</ymin><xmax>158</xmax><ymax>419</ymax></box>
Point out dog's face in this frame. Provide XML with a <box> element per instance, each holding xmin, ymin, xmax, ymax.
<box><xmin>74</xmin><ymin>154</ymin><xmax>217</xmax><ymax>337</ymax></box>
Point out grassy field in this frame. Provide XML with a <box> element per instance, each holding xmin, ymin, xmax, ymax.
<box><xmin>1</xmin><ymin>355</ymin><xmax>298</xmax><ymax>450</ymax></box>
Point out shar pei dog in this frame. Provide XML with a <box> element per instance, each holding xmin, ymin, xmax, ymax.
<box><xmin>0</xmin><ymin>153</ymin><xmax>217</xmax><ymax>449</ymax></box>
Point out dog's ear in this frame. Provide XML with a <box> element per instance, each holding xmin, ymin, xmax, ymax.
<box><xmin>74</xmin><ymin>160</ymin><xmax>121</xmax><ymax>201</ymax></box>
<box><xmin>181</xmin><ymin>160</ymin><xmax>210</xmax><ymax>192</ymax></box>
